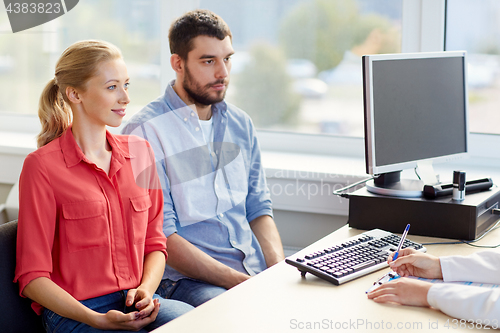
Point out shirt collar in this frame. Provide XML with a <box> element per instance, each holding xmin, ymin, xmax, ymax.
<box><xmin>60</xmin><ymin>125</ymin><xmax>131</xmax><ymax>168</ymax></box>
<box><xmin>164</xmin><ymin>80</ymin><xmax>228</xmax><ymax>120</ymax></box>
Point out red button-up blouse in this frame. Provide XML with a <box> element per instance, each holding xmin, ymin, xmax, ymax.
<box><xmin>14</xmin><ymin>127</ymin><xmax>166</xmax><ymax>314</ymax></box>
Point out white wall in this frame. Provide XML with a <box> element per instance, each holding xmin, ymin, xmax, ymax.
<box><xmin>274</xmin><ymin>210</ymin><xmax>347</xmax><ymax>249</ymax></box>
<box><xmin>0</xmin><ymin>183</ymin><xmax>11</xmax><ymax>204</ymax></box>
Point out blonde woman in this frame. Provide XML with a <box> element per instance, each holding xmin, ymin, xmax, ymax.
<box><xmin>14</xmin><ymin>40</ymin><xmax>193</xmax><ymax>333</ymax></box>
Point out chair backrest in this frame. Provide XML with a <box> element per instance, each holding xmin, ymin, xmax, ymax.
<box><xmin>0</xmin><ymin>221</ymin><xmax>45</xmax><ymax>333</ymax></box>
<box><xmin>5</xmin><ymin>181</ymin><xmax>19</xmax><ymax>222</ymax></box>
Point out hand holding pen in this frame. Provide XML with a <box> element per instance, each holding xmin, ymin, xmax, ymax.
<box><xmin>365</xmin><ymin>224</ymin><xmax>410</xmax><ymax>293</ymax></box>
<box><xmin>389</xmin><ymin>224</ymin><xmax>442</xmax><ymax>278</ymax></box>
<box><xmin>367</xmin><ymin>225</ymin><xmax>443</xmax><ymax>306</ymax></box>
<box><xmin>388</xmin><ymin>248</ymin><xmax>443</xmax><ymax>279</ymax></box>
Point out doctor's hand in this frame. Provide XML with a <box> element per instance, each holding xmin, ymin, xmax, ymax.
<box><xmin>388</xmin><ymin>248</ymin><xmax>443</xmax><ymax>279</ymax></box>
<box><xmin>367</xmin><ymin>278</ymin><xmax>432</xmax><ymax>307</ymax></box>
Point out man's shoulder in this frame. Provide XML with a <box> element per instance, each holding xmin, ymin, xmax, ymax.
<box><xmin>225</xmin><ymin>102</ymin><xmax>254</xmax><ymax>128</ymax></box>
<box><xmin>225</xmin><ymin>102</ymin><xmax>249</xmax><ymax>119</ymax></box>
<box><xmin>123</xmin><ymin>94</ymin><xmax>171</xmax><ymax>134</ymax></box>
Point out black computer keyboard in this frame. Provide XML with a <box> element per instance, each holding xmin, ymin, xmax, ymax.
<box><xmin>285</xmin><ymin>229</ymin><xmax>426</xmax><ymax>285</ymax></box>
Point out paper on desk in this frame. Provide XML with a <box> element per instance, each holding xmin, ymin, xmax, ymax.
<box><xmin>408</xmin><ymin>276</ymin><xmax>500</xmax><ymax>289</ymax></box>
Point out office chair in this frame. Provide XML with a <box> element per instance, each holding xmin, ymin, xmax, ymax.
<box><xmin>0</xmin><ymin>181</ymin><xmax>19</xmax><ymax>225</ymax></box>
<box><xmin>0</xmin><ymin>220</ymin><xmax>45</xmax><ymax>332</ymax></box>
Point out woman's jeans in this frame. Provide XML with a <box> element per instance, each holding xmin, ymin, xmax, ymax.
<box><xmin>42</xmin><ymin>290</ymin><xmax>194</xmax><ymax>333</ymax></box>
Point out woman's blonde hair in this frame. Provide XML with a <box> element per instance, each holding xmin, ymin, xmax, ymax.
<box><xmin>37</xmin><ymin>40</ymin><xmax>122</xmax><ymax>147</ymax></box>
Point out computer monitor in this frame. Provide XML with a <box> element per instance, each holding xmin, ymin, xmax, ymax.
<box><xmin>362</xmin><ymin>51</ymin><xmax>469</xmax><ymax>198</ymax></box>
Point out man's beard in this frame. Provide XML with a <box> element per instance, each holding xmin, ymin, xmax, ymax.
<box><xmin>183</xmin><ymin>65</ymin><xmax>228</xmax><ymax>106</ymax></box>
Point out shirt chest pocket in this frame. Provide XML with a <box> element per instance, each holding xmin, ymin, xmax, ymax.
<box><xmin>130</xmin><ymin>195</ymin><xmax>152</xmax><ymax>244</ymax></box>
<box><xmin>62</xmin><ymin>200</ymin><xmax>109</xmax><ymax>253</ymax></box>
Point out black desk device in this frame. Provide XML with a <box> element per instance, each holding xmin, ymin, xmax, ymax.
<box><xmin>348</xmin><ymin>186</ymin><xmax>500</xmax><ymax>240</ymax></box>
<box><xmin>423</xmin><ymin>178</ymin><xmax>493</xmax><ymax>199</ymax></box>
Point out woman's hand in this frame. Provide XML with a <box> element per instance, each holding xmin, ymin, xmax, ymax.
<box><xmin>367</xmin><ymin>278</ymin><xmax>432</xmax><ymax>307</ymax></box>
<box><xmin>389</xmin><ymin>248</ymin><xmax>443</xmax><ymax>279</ymax></box>
<box><xmin>126</xmin><ymin>288</ymin><xmax>156</xmax><ymax>319</ymax></box>
<box><xmin>92</xmin><ymin>250</ymin><xmax>165</xmax><ymax>330</ymax></box>
<box><xmin>23</xmin><ymin>277</ymin><xmax>160</xmax><ymax>331</ymax></box>
<box><xmin>92</xmin><ymin>298</ymin><xmax>160</xmax><ymax>331</ymax></box>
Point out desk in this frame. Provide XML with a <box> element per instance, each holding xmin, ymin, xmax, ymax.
<box><xmin>153</xmin><ymin>225</ymin><xmax>500</xmax><ymax>332</ymax></box>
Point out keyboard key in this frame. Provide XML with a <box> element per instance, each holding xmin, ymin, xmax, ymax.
<box><xmin>352</xmin><ymin>260</ymin><xmax>376</xmax><ymax>272</ymax></box>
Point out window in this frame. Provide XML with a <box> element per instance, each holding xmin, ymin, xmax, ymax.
<box><xmin>446</xmin><ymin>0</ymin><xmax>500</xmax><ymax>135</ymax></box>
<box><xmin>199</xmin><ymin>0</ymin><xmax>403</xmax><ymax>137</ymax></box>
<box><xmin>0</xmin><ymin>0</ymin><xmax>401</xmax><ymax>139</ymax></box>
<box><xmin>1</xmin><ymin>0</ymin><xmax>499</xmax><ymax>162</ymax></box>
<box><xmin>0</xmin><ymin>0</ymin><xmax>162</xmax><ymax>117</ymax></box>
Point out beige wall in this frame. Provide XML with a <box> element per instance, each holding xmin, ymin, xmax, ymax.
<box><xmin>0</xmin><ymin>183</ymin><xmax>13</xmax><ymax>204</ymax></box>
<box><xmin>273</xmin><ymin>209</ymin><xmax>347</xmax><ymax>249</ymax></box>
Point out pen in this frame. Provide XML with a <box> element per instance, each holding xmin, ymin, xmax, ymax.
<box><xmin>365</xmin><ymin>271</ymin><xmax>400</xmax><ymax>293</ymax></box>
<box><xmin>392</xmin><ymin>224</ymin><xmax>410</xmax><ymax>261</ymax></box>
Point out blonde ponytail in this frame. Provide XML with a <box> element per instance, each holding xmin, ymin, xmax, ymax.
<box><xmin>37</xmin><ymin>79</ymin><xmax>72</xmax><ymax>148</ymax></box>
<box><xmin>36</xmin><ymin>40</ymin><xmax>122</xmax><ymax>147</ymax></box>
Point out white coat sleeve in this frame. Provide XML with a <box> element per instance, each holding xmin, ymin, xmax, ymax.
<box><xmin>440</xmin><ymin>251</ymin><xmax>500</xmax><ymax>285</ymax></box>
<box><xmin>427</xmin><ymin>284</ymin><xmax>500</xmax><ymax>322</ymax></box>
<box><xmin>426</xmin><ymin>251</ymin><xmax>500</xmax><ymax>322</ymax></box>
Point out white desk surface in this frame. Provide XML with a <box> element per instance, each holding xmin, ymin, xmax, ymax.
<box><xmin>153</xmin><ymin>225</ymin><xmax>500</xmax><ymax>332</ymax></box>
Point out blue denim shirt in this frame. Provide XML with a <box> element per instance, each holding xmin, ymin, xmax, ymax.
<box><xmin>121</xmin><ymin>81</ymin><xmax>273</xmax><ymax>281</ymax></box>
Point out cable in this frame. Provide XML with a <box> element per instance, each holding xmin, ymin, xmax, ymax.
<box><xmin>459</xmin><ymin>242</ymin><xmax>500</xmax><ymax>249</ymax></box>
<box><xmin>414</xmin><ymin>167</ymin><xmax>421</xmax><ymax>181</ymax></box>
<box><xmin>332</xmin><ymin>176</ymin><xmax>376</xmax><ymax>199</ymax></box>
<box><xmin>464</xmin><ymin>219</ymin><xmax>500</xmax><ymax>242</ymax></box>
<box><xmin>422</xmin><ymin>218</ymin><xmax>500</xmax><ymax>248</ymax></box>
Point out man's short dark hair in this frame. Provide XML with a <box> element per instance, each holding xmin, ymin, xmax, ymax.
<box><xmin>169</xmin><ymin>9</ymin><xmax>232</xmax><ymax>60</ymax></box>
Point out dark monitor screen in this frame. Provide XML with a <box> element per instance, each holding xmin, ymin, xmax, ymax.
<box><xmin>364</xmin><ymin>52</ymin><xmax>468</xmax><ymax>176</ymax></box>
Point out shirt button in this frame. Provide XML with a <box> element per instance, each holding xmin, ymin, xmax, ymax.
<box><xmin>221</xmin><ymin>120</ymin><xmax>224</xmax><ymax>123</ymax></box>
<box><xmin>191</xmin><ymin>112</ymin><xmax>195</xmax><ymax>116</ymax></box>
<box><xmin>211</xmin><ymin>152</ymin><xmax>216</xmax><ymax>157</ymax></box>
<box><xmin>219</xmin><ymin>213</ymin><xmax>224</xmax><ymax>218</ymax></box>
<box><xmin>231</xmin><ymin>240</ymin><xmax>237</xmax><ymax>246</ymax></box>
<box><xmin>195</xmin><ymin>127</ymin><xmax>200</xmax><ymax>131</ymax></box>
<box><xmin>184</xmin><ymin>118</ymin><xmax>188</xmax><ymax>122</ymax></box>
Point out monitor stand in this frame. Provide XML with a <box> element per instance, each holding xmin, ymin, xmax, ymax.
<box><xmin>366</xmin><ymin>171</ymin><xmax>424</xmax><ymax>198</ymax></box>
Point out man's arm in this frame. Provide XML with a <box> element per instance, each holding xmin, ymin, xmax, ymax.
<box><xmin>250</xmin><ymin>215</ymin><xmax>285</xmax><ymax>267</ymax></box>
<box><xmin>166</xmin><ymin>233</ymin><xmax>250</xmax><ymax>289</ymax></box>
<box><xmin>243</xmin><ymin>118</ymin><xmax>283</xmax><ymax>268</ymax></box>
